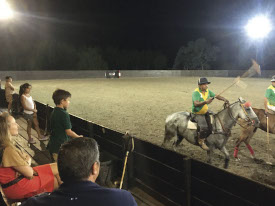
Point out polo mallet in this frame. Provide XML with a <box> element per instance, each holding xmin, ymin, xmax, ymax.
<box><xmin>215</xmin><ymin>59</ymin><xmax>261</xmax><ymax>98</ymax></box>
<box><xmin>120</xmin><ymin>132</ymin><xmax>134</xmax><ymax>189</ymax></box>
<box><xmin>266</xmin><ymin>116</ymin><xmax>272</xmax><ymax>165</ymax></box>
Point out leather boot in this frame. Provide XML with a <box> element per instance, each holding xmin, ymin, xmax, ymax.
<box><xmin>198</xmin><ymin>138</ymin><xmax>209</xmax><ymax>151</ymax></box>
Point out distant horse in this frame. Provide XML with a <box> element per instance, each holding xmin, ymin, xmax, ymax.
<box><xmin>234</xmin><ymin>108</ymin><xmax>275</xmax><ymax>160</ymax></box>
<box><xmin>163</xmin><ymin>97</ymin><xmax>260</xmax><ymax>169</ymax></box>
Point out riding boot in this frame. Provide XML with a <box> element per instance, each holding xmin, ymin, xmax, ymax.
<box><xmin>198</xmin><ymin>132</ymin><xmax>209</xmax><ymax>151</ymax></box>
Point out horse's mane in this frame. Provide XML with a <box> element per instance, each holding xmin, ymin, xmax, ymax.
<box><xmin>215</xmin><ymin>101</ymin><xmax>238</xmax><ymax>116</ymax></box>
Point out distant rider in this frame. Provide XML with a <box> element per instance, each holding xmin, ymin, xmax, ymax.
<box><xmin>264</xmin><ymin>75</ymin><xmax>275</xmax><ymax>114</ymax></box>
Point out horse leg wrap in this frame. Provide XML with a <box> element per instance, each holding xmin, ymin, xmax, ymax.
<box><xmin>246</xmin><ymin>144</ymin><xmax>254</xmax><ymax>156</ymax></box>
<box><xmin>234</xmin><ymin>147</ymin><xmax>239</xmax><ymax>158</ymax></box>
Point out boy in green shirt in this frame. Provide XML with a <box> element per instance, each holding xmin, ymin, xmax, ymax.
<box><xmin>47</xmin><ymin>89</ymin><xmax>83</xmax><ymax>161</ymax></box>
<box><xmin>264</xmin><ymin>75</ymin><xmax>275</xmax><ymax>113</ymax></box>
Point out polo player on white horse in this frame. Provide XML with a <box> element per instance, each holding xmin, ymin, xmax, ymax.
<box><xmin>192</xmin><ymin>77</ymin><xmax>229</xmax><ymax>150</ymax></box>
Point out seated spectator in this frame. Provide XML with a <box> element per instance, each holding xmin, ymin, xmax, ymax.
<box><xmin>22</xmin><ymin>137</ymin><xmax>137</xmax><ymax>206</ymax></box>
<box><xmin>5</xmin><ymin>76</ymin><xmax>15</xmax><ymax>114</ymax></box>
<box><xmin>19</xmin><ymin>83</ymin><xmax>48</xmax><ymax>144</ymax></box>
<box><xmin>0</xmin><ymin>112</ymin><xmax>62</xmax><ymax>200</ymax></box>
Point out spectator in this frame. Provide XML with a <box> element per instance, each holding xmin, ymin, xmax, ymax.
<box><xmin>47</xmin><ymin>89</ymin><xmax>82</xmax><ymax>162</ymax></box>
<box><xmin>5</xmin><ymin>76</ymin><xmax>15</xmax><ymax>114</ymax></box>
<box><xmin>22</xmin><ymin>137</ymin><xmax>137</xmax><ymax>206</ymax></box>
<box><xmin>19</xmin><ymin>83</ymin><xmax>49</xmax><ymax>144</ymax></box>
<box><xmin>0</xmin><ymin>112</ymin><xmax>62</xmax><ymax>200</ymax></box>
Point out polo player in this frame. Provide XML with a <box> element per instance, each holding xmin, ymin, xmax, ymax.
<box><xmin>264</xmin><ymin>75</ymin><xmax>275</xmax><ymax>114</ymax></box>
<box><xmin>192</xmin><ymin>77</ymin><xmax>229</xmax><ymax>150</ymax></box>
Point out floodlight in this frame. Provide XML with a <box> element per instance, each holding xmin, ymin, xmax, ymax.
<box><xmin>245</xmin><ymin>15</ymin><xmax>272</xmax><ymax>39</ymax></box>
<box><xmin>0</xmin><ymin>0</ymin><xmax>14</xmax><ymax>20</ymax></box>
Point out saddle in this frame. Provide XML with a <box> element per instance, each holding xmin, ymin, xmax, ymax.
<box><xmin>187</xmin><ymin>113</ymin><xmax>214</xmax><ymax>130</ymax></box>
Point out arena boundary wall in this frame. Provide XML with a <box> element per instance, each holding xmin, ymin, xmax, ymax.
<box><xmin>1</xmin><ymin>69</ymin><xmax>275</xmax><ymax>81</ymax></box>
<box><xmin>1</xmin><ymin>89</ymin><xmax>275</xmax><ymax>206</ymax></box>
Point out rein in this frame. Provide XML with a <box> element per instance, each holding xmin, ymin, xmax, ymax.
<box><xmin>215</xmin><ymin>101</ymin><xmax>252</xmax><ymax>133</ymax></box>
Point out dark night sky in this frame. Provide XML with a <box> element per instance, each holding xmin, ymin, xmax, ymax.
<box><xmin>7</xmin><ymin>0</ymin><xmax>275</xmax><ymax>67</ymax></box>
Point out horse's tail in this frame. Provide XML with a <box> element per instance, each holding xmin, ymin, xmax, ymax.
<box><xmin>163</xmin><ymin>120</ymin><xmax>176</xmax><ymax>144</ymax></box>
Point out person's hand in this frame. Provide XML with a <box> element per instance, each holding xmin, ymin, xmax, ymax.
<box><xmin>33</xmin><ymin>109</ymin><xmax>37</xmax><ymax>113</ymax></box>
<box><xmin>205</xmin><ymin>98</ymin><xmax>213</xmax><ymax>104</ymax></box>
<box><xmin>224</xmin><ymin>99</ymin><xmax>229</xmax><ymax>104</ymax></box>
<box><xmin>33</xmin><ymin>169</ymin><xmax>38</xmax><ymax>176</ymax></box>
<box><xmin>78</xmin><ymin>135</ymin><xmax>83</xmax><ymax>138</ymax></box>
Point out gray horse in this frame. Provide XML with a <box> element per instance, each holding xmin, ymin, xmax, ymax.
<box><xmin>163</xmin><ymin>97</ymin><xmax>260</xmax><ymax>168</ymax></box>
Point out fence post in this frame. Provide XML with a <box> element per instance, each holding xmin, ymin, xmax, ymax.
<box><xmin>183</xmin><ymin>157</ymin><xmax>191</xmax><ymax>206</ymax></box>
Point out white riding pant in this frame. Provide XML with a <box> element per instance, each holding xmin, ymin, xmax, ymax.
<box><xmin>267</xmin><ymin>104</ymin><xmax>275</xmax><ymax>112</ymax></box>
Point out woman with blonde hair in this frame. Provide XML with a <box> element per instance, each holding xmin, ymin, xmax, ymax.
<box><xmin>0</xmin><ymin>112</ymin><xmax>62</xmax><ymax>200</ymax></box>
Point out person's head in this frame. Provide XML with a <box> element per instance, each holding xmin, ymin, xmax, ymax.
<box><xmin>271</xmin><ymin>75</ymin><xmax>275</xmax><ymax>87</ymax></box>
<box><xmin>198</xmin><ymin>77</ymin><xmax>211</xmax><ymax>91</ymax></box>
<box><xmin>52</xmin><ymin>89</ymin><xmax>71</xmax><ymax>108</ymax></box>
<box><xmin>19</xmin><ymin>83</ymin><xmax>32</xmax><ymax>96</ymax></box>
<box><xmin>5</xmin><ymin>76</ymin><xmax>12</xmax><ymax>82</ymax></box>
<box><xmin>57</xmin><ymin>137</ymin><xmax>100</xmax><ymax>183</ymax></box>
<box><xmin>0</xmin><ymin>112</ymin><xmax>18</xmax><ymax>148</ymax></box>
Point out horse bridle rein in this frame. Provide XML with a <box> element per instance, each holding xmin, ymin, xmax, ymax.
<box><xmin>216</xmin><ymin>101</ymin><xmax>254</xmax><ymax>134</ymax></box>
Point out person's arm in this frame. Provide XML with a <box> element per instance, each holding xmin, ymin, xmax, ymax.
<box><xmin>193</xmin><ymin>90</ymin><xmax>213</xmax><ymax>107</ymax></box>
<box><xmin>21</xmin><ymin>95</ymin><xmax>37</xmax><ymax>112</ymax></box>
<box><xmin>215</xmin><ymin>95</ymin><xmax>229</xmax><ymax>103</ymax></box>
<box><xmin>264</xmin><ymin>88</ymin><xmax>271</xmax><ymax>114</ymax></box>
<box><xmin>194</xmin><ymin>99</ymin><xmax>213</xmax><ymax>107</ymax></box>
<box><xmin>3</xmin><ymin>147</ymin><xmax>37</xmax><ymax>179</ymax></box>
<box><xmin>33</xmin><ymin>101</ymin><xmax>36</xmax><ymax>110</ymax></box>
<box><xmin>65</xmin><ymin>129</ymin><xmax>83</xmax><ymax>138</ymax></box>
<box><xmin>264</xmin><ymin>97</ymin><xmax>268</xmax><ymax>113</ymax></box>
<box><xmin>12</xmin><ymin>165</ymin><xmax>37</xmax><ymax>179</ymax></box>
<box><xmin>33</xmin><ymin>101</ymin><xmax>37</xmax><ymax>113</ymax></box>
<box><xmin>9</xmin><ymin>82</ymin><xmax>15</xmax><ymax>90</ymax></box>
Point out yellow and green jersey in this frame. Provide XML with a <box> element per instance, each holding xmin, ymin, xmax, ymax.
<box><xmin>192</xmin><ymin>88</ymin><xmax>215</xmax><ymax>114</ymax></box>
<box><xmin>265</xmin><ymin>85</ymin><xmax>275</xmax><ymax>106</ymax></box>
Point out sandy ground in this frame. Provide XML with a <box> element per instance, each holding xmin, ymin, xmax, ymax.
<box><xmin>13</xmin><ymin>77</ymin><xmax>275</xmax><ymax>188</ymax></box>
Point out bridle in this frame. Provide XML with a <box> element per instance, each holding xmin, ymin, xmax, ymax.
<box><xmin>215</xmin><ymin>101</ymin><xmax>254</xmax><ymax>134</ymax></box>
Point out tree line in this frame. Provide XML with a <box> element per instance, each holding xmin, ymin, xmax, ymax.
<box><xmin>1</xmin><ymin>37</ymin><xmax>273</xmax><ymax>71</ymax></box>
<box><xmin>0</xmin><ymin>40</ymin><xmax>168</xmax><ymax>70</ymax></box>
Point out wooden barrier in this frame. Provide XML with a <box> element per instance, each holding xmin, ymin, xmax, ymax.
<box><xmin>1</xmin><ymin>90</ymin><xmax>275</xmax><ymax>206</ymax></box>
<box><xmin>34</xmin><ymin>100</ymin><xmax>275</xmax><ymax>206</ymax></box>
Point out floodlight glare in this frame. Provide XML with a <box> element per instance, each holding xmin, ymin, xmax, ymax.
<box><xmin>0</xmin><ymin>0</ymin><xmax>14</xmax><ymax>20</ymax></box>
<box><xmin>245</xmin><ymin>15</ymin><xmax>272</xmax><ymax>39</ymax></box>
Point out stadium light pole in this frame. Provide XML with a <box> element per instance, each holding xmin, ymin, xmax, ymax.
<box><xmin>245</xmin><ymin>15</ymin><xmax>272</xmax><ymax>62</ymax></box>
<box><xmin>0</xmin><ymin>0</ymin><xmax>14</xmax><ymax>20</ymax></box>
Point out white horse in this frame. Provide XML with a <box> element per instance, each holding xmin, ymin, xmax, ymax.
<box><xmin>163</xmin><ymin>97</ymin><xmax>260</xmax><ymax>168</ymax></box>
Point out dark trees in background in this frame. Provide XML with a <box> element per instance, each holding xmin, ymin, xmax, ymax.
<box><xmin>0</xmin><ymin>40</ymin><xmax>168</xmax><ymax>70</ymax></box>
<box><xmin>173</xmin><ymin>38</ymin><xmax>220</xmax><ymax>70</ymax></box>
